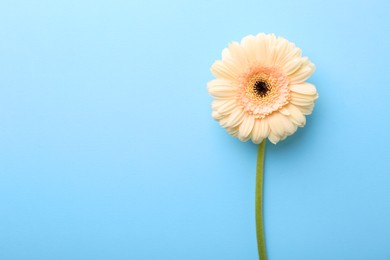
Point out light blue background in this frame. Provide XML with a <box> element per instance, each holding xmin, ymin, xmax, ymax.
<box><xmin>0</xmin><ymin>0</ymin><xmax>389</xmax><ymax>259</ymax></box>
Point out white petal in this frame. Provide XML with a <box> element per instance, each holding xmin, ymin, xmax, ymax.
<box><xmin>286</xmin><ymin>104</ymin><xmax>306</xmax><ymax>126</ymax></box>
<box><xmin>238</xmin><ymin>115</ymin><xmax>255</xmax><ymax>140</ymax></box>
<box><xmin>290</xmin><ymin>82</ymin><xmax>317</xmax><ymax>95</ymax></box>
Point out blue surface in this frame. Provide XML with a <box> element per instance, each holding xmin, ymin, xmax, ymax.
<box><xmin>1</xmin><ymin>0</ymin><xmax>390</xmax><ymax>259</ymax></box>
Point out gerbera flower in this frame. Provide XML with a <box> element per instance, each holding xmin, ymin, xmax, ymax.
<box><xmin>208</xmin><ymin>33</ymin><xmax>318</xmax><ymax>144</ymax></box>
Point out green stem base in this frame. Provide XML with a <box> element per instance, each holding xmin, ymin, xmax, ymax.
<box><xmin>256</xmin><ymin>141</ymin><xmax>267</xmax><ymax>260</ymax></box>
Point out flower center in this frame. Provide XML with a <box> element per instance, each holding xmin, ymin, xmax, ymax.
<box><xmin>238</xmin><ymin>67</ymin><xmax>290</xmax><ymax>119</ymax></box>
<box><xmin>254</xmin><ymin>81</ymin><xmax>269</xmax><ymax>97</ymax></box>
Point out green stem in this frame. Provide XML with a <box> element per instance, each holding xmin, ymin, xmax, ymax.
<box><xmin>256</xmin><ymin>141</ymin><xmax>267</xmax><ymax>260</ymax></box>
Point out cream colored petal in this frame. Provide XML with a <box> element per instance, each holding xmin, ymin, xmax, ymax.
<box><xmin>260</xmin><ymin>34</ymin><xmax>277</xmax><ymax>66</ymax></box>
<box><xmin>238</xmin><ymin>115</ymin><xmax>255</xmax><ymax>140</ymax></box>
<box><xmin>224</xmin><ymin>59</ymin><xmax>246</xmax><ymax>76</ymax></box>
<box><xmin>208</xmin><ymin>79</ymin><xmax>236</xmax><ymax>88</ymax></box>
<box><xmin>272</xmin><ymin>38</ymin><xmax>289</xmax><ymax>65</ymax></box>
<box><xmin>217</xmin><ymin>99</ymin><xmax>238</xmax><ymax>115</ymax></box>
<box><xmin>239</xmin><ymin>135</ymin><xmax>251</xmax><ymax>142</ymax></box>
<box><xmin>221</xmin><ymin>48</ymin><xmax>231</xmax><ymax>60</ymax></box>
<box><xmin>291</xmin><ymin>91</ymin><xmax>318</xmax><ymax>100</ymax></box>
<box><xmin>211</xmin><ymin>100</ymin><xmax>221</xmax><ymax>110</ymax></box>
<box><xmin>255</xmin><ymin>33</ymin><xmax>268</xmax><ymax>66</ymax></box>
<box><xmin>251</xmin><ymin>120</ymin><xmax>263</xmax><ymax>143</ymax></box>
<box><xmin>290</xmin><ymin>82</ymin><xmax>317</xmax><ymax>95</ymax></box>
<box><xmin>220</xmin><ymin>48</ymin><xmax>246</xmax><ymax>76</ymax></box>
<box><xmin>212</xmin><ymin>110</ymin><xmax>225</xmax><ymax>120</ymax></box>
<box><xmin>279</xmin><ymin>107</ymin><xmax>290</xmax><ymax>116</ymax></box>
<box><xmin>286</xmin><ymin>104</ymin><xmax>306</xmax><ymax>126</ymax></box>
<box><xmin>280</xmin><ymin>135</ymin><xmax>288</xmax><ymax>141</ymax></box>
<box><xmin>267</xmin><ymin>112</ymin><xmax>286</xmax><ymax>137</ymax></box>
<box><xmin>272</xmin><ymin>38</ymin><xmax>296</xmax><ymax>66</ymax></box>
<box><xmin>208</xmin><ymin>86</ymin><xmax>237</xmax><ymax>98</ymax></box>
<box><xmin>281</xmin><ymin>57</ymin><xmax>304</xmax><ymax>76</ymax></box>
<box><xmin>241</xmin><ymin>35</ymin><xmax>258</xmax><ymax>65</ymax></box>
<box><xmin>291</xmin><ymin>94</ymin><xmax>315</xmax><ymax>103</ymax></box>
<box><xmin>268</xmin><ymin>131</ymin><xmax>281</xmax><ymax>144</ymax></box>
<box><xmin>289</xmin><ymin>60</ymin><xmax>316</xmax><ymax>84</ymax></box>
<box><xmin>256</xmin><ymin>33</ymin><xmax>266</xmax><ymax>39</ymax></box>
<box><xmin>251</xmin><ymin>125</ymin><xmax>263</xmax><ymax>143</ymax></box>
<box><xmin>251</xmin><ymin>137</ymin><xmax>264</xmax><ymax>144</ymax></box>
<box><xmin>207</xmin><ymin>79</ymin><xmax>238</xmax><ymax>98</ymax></box>
<box><xmin>290</xmin><ymin>92</ymin><xmax>315</xmax><ymax>106</ymax></box>
<box><xmin>290</xmin><ymin>99</ymin><xmax>314</xmax><ymax>107</ymax></box>
<box><xmin>219</xmin><ymin>117</ymin><xmax>230</xmax><ymax>128</ymax></box>
<box><xmin>295</xmin><ymin>103</ymin><xmax>315</xmax><ymax>115</ymax></box>
<box><xmin>211</xmin><ymin>99</ymin><xmax>237</xmax><ymax>116</ymax></box>
<box><xmin>282</xmin><ymin>116</ymin><xmax>298</xmax><ymax>136</ymax></box>
<box><xmin>251</xmin><ymin>118</ymin><xmax>270</xmax><ymax>144</ymax></box>
<box><xmin>269</xmin><ymin>112</ymin><xmax>297</xmax><ymax>137</ymax></box>
<box><xmin>225</xmin><ymin>108</ymin><xmax>245</xmax><ymax>128</ymax></box>
<box><xmin>258</xmin><ymin>118</ymin><xmax>270</xmax><ymax>138</ymax></box>
<box><xmin>227</xmin><ymin>42</ymin><xmax>248</xmax><ymax>68</ymax></box>
<box><xmin>226</xmin><ymin>126</ymin><xmax>239</xmax><ymax>137</ymax></box>
<box><xmin>277</xmin><ymin>47</ymin><xmax>302</xmax><ymax>67</ymax></box>
<box><xmin>210</xmin><ymin>60</ymin><xmax>240</xmax><ymax>81</ymax></box>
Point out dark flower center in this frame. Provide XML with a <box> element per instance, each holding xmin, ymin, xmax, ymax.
<box><xmin>254</xmin><ymin>80</ymin><xmax>269</xmax><ymax>97</ymax></box>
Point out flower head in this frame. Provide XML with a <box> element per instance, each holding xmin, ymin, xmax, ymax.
<box><xmin>208</xmin><ymin>33</ymin><xmax>318</xmax><ymax>144</ymax></box>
